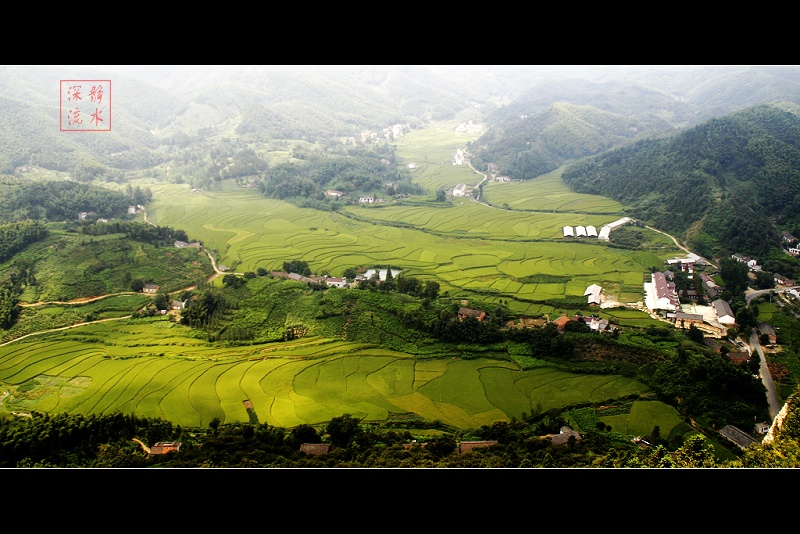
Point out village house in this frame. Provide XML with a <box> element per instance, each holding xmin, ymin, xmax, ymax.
<box><xmin>700</xmin><ymin>273</ymin><xmax>722</xmax><ymax>298</ymax></box>
<box><xmin>774</xmin><ymin>273</ymin><xmax>796</xmax><ymax>286</ymax></box>
<box><xmin>712</xmin><ymin>299</ymin><xmax>736</xmax><ymax>325</ymax></box>
<box><xmin>755</xmin><ymin>421</ymin><xmax>771</xmax><ymax>434</ymax></box>
<box><xmin>645</xmin><ymin>271</ymin><xmax>678</xmax><ymax>311</ymax></box>
<box><xmin>547</xmin><ymin>426</ymin><xmax>583</xmax><ymax>446</ymax></box>
<box><xmin>731</xmin><ymin>253</ymin><xmax>762</xmax><ymax>271</ymax></box>
<box><xmin>703</xmin><ymin>337</ymin><xmax>722</xmax><ymax>353</ymax></box>
<box><xmin>553</xmin><ymin>313</ymin><xmax>571</xmax><ymax>330</ymax></box>
<box><xmin>758</xmin><ymin>322</ymin><xmax>777</xmax><ymax>344</ymax></box>
<box><xmin>325</xmin><ymin>277</ymin><xmax>347</xmax><ymax>288</ymax></box>
<box><xmin>142</xmin><ymin>283</ymin><xmax>160</xmax><ymax>294</ymax></box>
<box><xmin>727</xmin><ymin>350</ymin><xmax>751</xmax><ymax>365</ymax></box>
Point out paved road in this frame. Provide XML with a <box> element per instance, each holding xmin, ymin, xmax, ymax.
<box><xmin>748</xmin><ymin>328</ymin><xmax>782</xmax><ymax>420</ymax></box>
<box><xmin>0</xmin><ymin>315</ymin><xmax>133</xmax><ymax>348</ymax></box>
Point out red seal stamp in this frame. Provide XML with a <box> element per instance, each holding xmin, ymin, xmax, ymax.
<box><xmin>60</xmin><ymin>80</ymin><xmax>111</xmax><ymax>131</ymax></box>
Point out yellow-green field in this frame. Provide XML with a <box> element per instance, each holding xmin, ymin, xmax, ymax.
<box><xmin>0</xmin><ymin>320</ymin><xmax>652</xmax><ymax>429</ymax></box>
<box><xmin>481</xmin><ymin>169</ymin><xmax>625</xmax><ymax>213</ymax></box>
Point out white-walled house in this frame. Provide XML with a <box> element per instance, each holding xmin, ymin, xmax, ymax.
<box><xmin>712</xmin><ymin>299</ymin><xmax>736</xmax><ymax>325</ymax></box>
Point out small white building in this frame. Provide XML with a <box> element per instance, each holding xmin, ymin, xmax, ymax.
<box><xmin>584</xmin><ymin>284</ymin><xmax>603</xmax><ymax>305</ymax></box>
<box><xmin>563</xmin><ymin>226</ymin><xmax>574</xmax><ymax>237</ymax></box>
<box><xmin>452</xmin><ymin>184</ymin><xmax>467</xmax><ymax>197</ymax></box>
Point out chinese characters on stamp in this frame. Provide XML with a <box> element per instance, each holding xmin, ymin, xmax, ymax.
<box><xmin>60</xmin><ymin>80</ymin><xmax>111</xmax><ymax>131</ymax></box>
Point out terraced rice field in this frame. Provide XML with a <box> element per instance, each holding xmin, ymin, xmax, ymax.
<box><xmin>143</xmin><ymin>182</ymin><xmax>665</xmax><ymax>310</ymax></box>
<box><xmin>0</xmin><ymin>320</ymin><xmax>651</xmax><ymax>429</ymax></box>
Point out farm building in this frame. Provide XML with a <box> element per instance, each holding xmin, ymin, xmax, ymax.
<box><xmin>586</xmin><ymin>225</ymin><xmax>598</xmax><ymax>237</ymax></box>
<box><xmin>606</xmin><ymin>217</ymin><xmax>633</xmax><ymax>229</ymax></box>
<box><xmin>563</xmin><ymin>226</ymin><xmax>574</xmax><ymax>237</ymax></box>
<box><xmin>668</xmin><ymin>312</ymin><xmax>704</xmax><ymax>327</ymax></box>
<box><xmin>575</xmin><ymin>225</ymin><xmax>587</xmax><ymax>237</ymax></box>
<box><xmin>719</xmin><ymin>425</ymin><xmax>756</xmax><ymax>449</ymax></box>
<box><xmin>584</xmin><ymin>284</ymin><xmax>603</xmax><ymax>305</ymax></box>
<box><xmin>597</xmin><ymin>226</ymin><xmax>611</xmax><ymax>240</ymax></box>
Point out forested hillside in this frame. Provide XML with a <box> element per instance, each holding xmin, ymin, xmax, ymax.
<box><xmin>468</xmin><ymin>102</ymin><xmax>674</xmax><ymax>179</ymax></box>
<box><xmin>561</xmin><ymin>103</ymin><xmax>800</xmax><ymax>259</ymax></box>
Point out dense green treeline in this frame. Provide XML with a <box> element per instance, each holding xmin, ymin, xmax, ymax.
<box><xmin>0</xmin><ymin>177</ymin><xmax>132</xmax><ymax>223</ymax></box>
<box><xmin>2</xmin><ymin>388</ymin><xmax>797</xmax><ymax>467</ymax></box>
<box><xmin>561</xmin><ymin>104</ymin><xmax>800</xmax><ymax>258</ymax></box>
<box><xmin>73</xmin><ymin>220</ymin><xmax>189</xmax><ymax>246</ymax></box>
<box><xmin>0</xmin><ymin>220</ymin><xmax>48</xmax><ymax>263</ymax></box>
<box><xmin>256</xmin><ymin>145</ymin><xmax>423</xmax><ymax>206</ymax></box>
